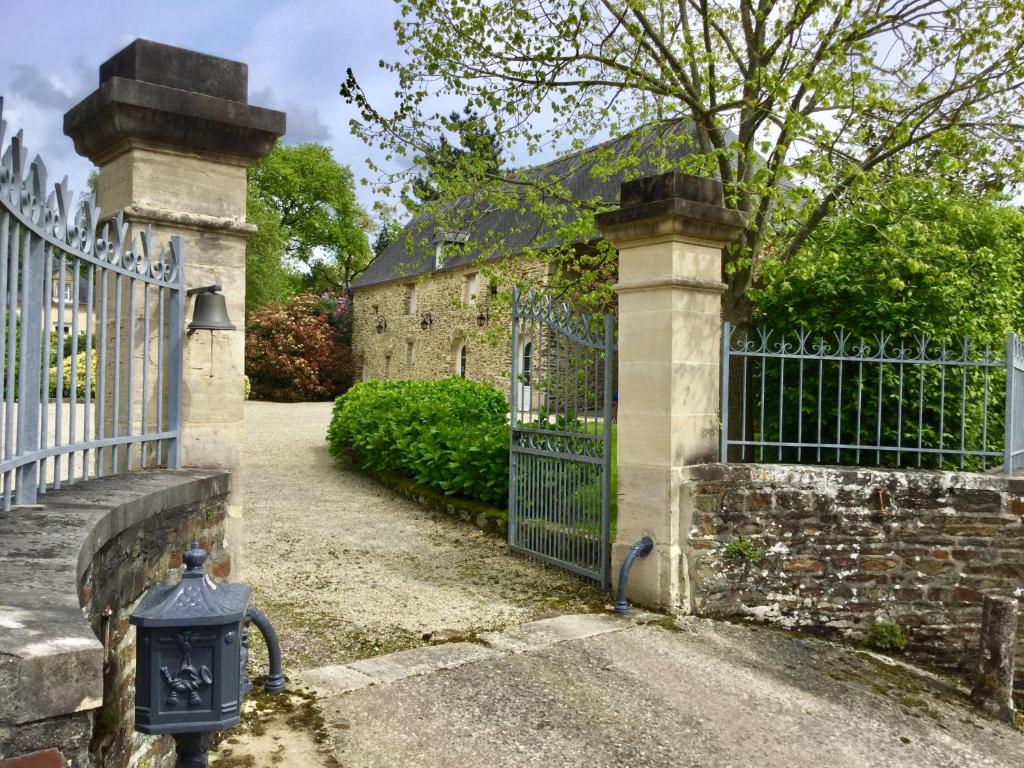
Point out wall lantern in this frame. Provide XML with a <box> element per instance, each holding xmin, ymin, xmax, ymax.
<box><xmin>188</xmin><ymin>284</ymin><xmax>235</xmax><ymax>378</ymax></box>
<box><xmin>376</xmin><ymin>316</ymin><xmax>388</xmax><ymax>334</ymax></box>
<box><xmin>131</xmin><ymin>542</ymin><xmax>285</xmax><ymax>767</ymax></box>
<box><xmin>420</xmin><ymin>312</ymin><xmax>433</xmax><ymax>331</ymax></box>
<box><xmin>476</xmin><ymin>307</ymin><xmax>490</xmax><ymax>327</ymax></box>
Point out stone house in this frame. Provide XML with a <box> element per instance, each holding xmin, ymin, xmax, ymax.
<box><xmin>351</xmin><ymin>126</ymin><xmax>698</xmax><ymax>396</ymax></box>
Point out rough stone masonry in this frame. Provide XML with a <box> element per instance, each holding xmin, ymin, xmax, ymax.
<box><xmin>684</xmin><ymin>462</ymin><xmax>1024</xmax><ymax>691</ymax></box>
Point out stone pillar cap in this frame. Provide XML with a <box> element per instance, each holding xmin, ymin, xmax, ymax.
<box><xmin>64</xmin><ymin>39</ymin><xmax>286</xmax><ymax>165</ymax></box>
<box><xmin>595</xmin><ymin>171</ymin><xmax>746</xmax><ymax>245</ymax></box>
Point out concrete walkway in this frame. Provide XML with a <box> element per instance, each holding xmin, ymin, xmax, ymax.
<box><xmin>305</xmin><ymin>615</ymin><xmax>1024</xmax><ymax>768</ymax></box>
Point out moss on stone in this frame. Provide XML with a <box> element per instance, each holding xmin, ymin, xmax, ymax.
<box><xmin>210</xmin><ymin>681</ymin><xmax>342</xmax><ymax>768</ymax></box>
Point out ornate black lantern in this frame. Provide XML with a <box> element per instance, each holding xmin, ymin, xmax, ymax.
<box><xmin>131</xmin><ymin>543</ymin><xmax>283</xmax><ymax>767</ymax></box>
<box><xmin>420</xmin><ymin>312</ymin><xmax>433</xmax><ymax>331</ymax></box>
<box><xmin>476</xmin><ymin>307</ymin><xmax>489</xmax><ymax>327</ymax></box>
<box><xmin>376</xmin><ymin>316</ymin><xmax>388</xmax><ymax>333</ymax></box>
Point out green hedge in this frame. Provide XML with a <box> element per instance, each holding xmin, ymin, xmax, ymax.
<box><xmin>327</xmin><ymin>377</ymin><xmax>510</xmax><ymax>506</ymax></box>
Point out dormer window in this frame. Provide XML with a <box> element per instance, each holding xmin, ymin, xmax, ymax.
<box><xmin>432</xmin><ymin>230</ymin><xmax>468</xmax><ymax>270</ymax></box>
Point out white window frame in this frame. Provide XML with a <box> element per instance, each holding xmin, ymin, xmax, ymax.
<box><xmin>53</xmin><ymin>278</ymin><xmax>72</xmax><ymax>303</ymax></box>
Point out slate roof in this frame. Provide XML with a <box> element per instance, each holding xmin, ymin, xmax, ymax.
<box><xmin>354</xmin><ymin>122</ymin><xmax>707</xmax><ymax>289</ymax></box>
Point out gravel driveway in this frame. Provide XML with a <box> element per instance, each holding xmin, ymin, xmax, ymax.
<box><xmin>242</xmin><ymin>400</ymin><xmax>605</xmax><ymax>672</ymax></box>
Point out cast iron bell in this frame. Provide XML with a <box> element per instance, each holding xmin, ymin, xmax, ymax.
<box><xmin>189</xmin><ymin>289</ymin><xmax>236</xmax><ymax>332</ymax></box>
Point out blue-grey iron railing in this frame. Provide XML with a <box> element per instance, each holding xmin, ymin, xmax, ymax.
<box><xmin>0</xmin><ymin>99</ymin><xmax>183</xmax><ymax>510</ymax></box>
<box><xmin>720</xmin><ymin>322</ymin><xmax>1019</xmax><ymax>472</ymax></box>
<box><xmin>1006</xmin><ymin>333</ymin><xmax>1024</xmax><ymax>473</ymax></box>
<box><xmin>508</xmin><ymin>288</ymin><xmax>614</xmax><ymax>587</ymax></box>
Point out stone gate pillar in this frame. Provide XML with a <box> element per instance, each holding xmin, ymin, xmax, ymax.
<box><xmin>64</xmin><ymin>40</ymin><xmax>285</xmax><ymax>577</ymax></box>
<box><xmin>595</xmin><ymin>172</ymin><xmax>744</xmax><ymax>610</ymax></box>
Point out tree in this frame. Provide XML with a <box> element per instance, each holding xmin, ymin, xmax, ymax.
<box><xmin>410</xmin><ymin>106</ymin><xmax>505</xmax><ymax>205</ymax></box>
<box><xmin>342</xmin><ymin>0</ymin><xmax>1024</xmax><ymax>325</ymax></box>
<box><xmin>371</xmin><ymin>203</ymin><xmax>404</xmax><ymax>255</ymax></box>
<box><xmin>754</xmin><ymin>177</ymin><xmax>1024</xmax><ymax>343</ymax></box>
<box><xmin>248</xmin><ymin>143</ymin><xmax>373</xmax><ymax>294</ymax></box>
<box><xmin>245</xmin><ymin>188</ymin><xmax>299</xmax><ymax>314</ymax></box>
<box><xmin>749</xmin><ymin>176</ymin><xmax>1024</xmax><ymax>469</ymax></box>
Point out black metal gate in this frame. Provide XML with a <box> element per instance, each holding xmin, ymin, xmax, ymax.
<box><xmin>508</xmin><ymin>288</ymin><xmax>614</xmax><ymax>587</ymax></box>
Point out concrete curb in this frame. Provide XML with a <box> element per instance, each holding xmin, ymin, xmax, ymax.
<box><xmin>295</xmin><ymin>612</ymin><xmax>655</xmax><ymax>699</ymax></box>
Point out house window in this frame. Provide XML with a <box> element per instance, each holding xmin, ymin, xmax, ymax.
<box><xmin>384</xmin><ymin>354</ymin><xmax>392</xmax><ymax>379</ymax></box>
<box><xmin>372</xmin><ymin>304</ymin><xmax>380</xmax><ymax>315</ymax></box>
<box><xmin>522</xmin><ymin>341</ymin><xmax>532</xmax><ymax>380</ymax></box>
<box><xmin>454</xmin><ymin>342</ymin><xmax>467</xmax><ymax>379</ymax></box>
<box><xmin>489</xmin><ymin>281</ymin><xmax>498</xmax><ymax>298</ymax></box>
<box><xmin>52</xmin><ymin>279</ymin><xmax>72</xmax><ymax>303</ymax></box>
<box><xmin>463</xmin><ymin>273</ymin><xmax>478</xmax><ymax>305</ymax></box>
<box><xmin>433</xmin><ymin>230</ymin><xmax>467</xmax><ymax>270</ymax></box>
<box><xmin>403</xmin><ymin>283</ymin><xmax>417</xmax><ymax>315</ymax></box>
<box><xmin>406</xmin><ymin>340</ymin><xmax>415</xmax><ymax>367</ymax></box>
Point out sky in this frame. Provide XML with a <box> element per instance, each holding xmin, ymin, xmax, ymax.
<box><xmin>0</xmin><ymin>0</ymin><xmax>411</xmax><ymax>220</ymax></box>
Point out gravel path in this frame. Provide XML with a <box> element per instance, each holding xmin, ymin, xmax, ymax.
<box><xmin>242</xmin><ymin>400</ymin><xmax>605</xmax><ymax>672</ymax></box>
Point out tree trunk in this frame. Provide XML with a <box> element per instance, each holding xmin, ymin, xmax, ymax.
<box><xmin>721</xmin><ymin>266</ymin><xmax>756</xmax><ymax>463</ymax></box>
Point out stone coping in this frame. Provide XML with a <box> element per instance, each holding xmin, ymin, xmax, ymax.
<box><xmin>0</xmin><ymin>469</ymin><xmax>230</xmax><ymax>726</ymax></box>
<box><xmin>686</xmin><ymin>461</ymin><xmax>1024</xmax><ymax>493</ymax></box>
<box><xmin>64</xmin><ymin>75</ymin><xmax>285</xmax><ymax>164</ymax></box>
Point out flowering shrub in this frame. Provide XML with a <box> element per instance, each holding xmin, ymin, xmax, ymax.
<box><xmin>245</xmin><ymin>292</ymin><xmax>353</xmax><ymax>402</ymax></box>
<box><xmin>48</xmin><ymin>350</ymin><xmax>97</xmax><ymax>399</ymax></box>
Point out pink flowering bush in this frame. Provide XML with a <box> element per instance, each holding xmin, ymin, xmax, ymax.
<box><xmin>245</xmin><ymin>292</ymin><xmax>352</xmax><ymax>402</ymax></box>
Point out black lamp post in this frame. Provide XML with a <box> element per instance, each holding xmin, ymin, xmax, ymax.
<box><xmin>131</xmin><ymin>543</ymin><xmax>285</xmax><ymax>767</ymax></box>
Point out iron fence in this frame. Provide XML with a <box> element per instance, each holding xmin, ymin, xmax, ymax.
<box><xmin>720</xmin><ymin>323</ymin><xmax>1020</xmax><ymax>472</ymax></box>
<box><xmin>0</xmin><ymin>99</ymin><xmax>183</xmax><ymax>510</ymax></box>
<box><xmin>1006</xmin><ymin>333</ymin><xmax>1024</xmax><ymax>473</ymax></box>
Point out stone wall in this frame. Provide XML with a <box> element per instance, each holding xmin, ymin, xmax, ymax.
<box><xmin>0</xmin><ymin>470</ymin><xmax>230</xmax><ymax>768</ymax></box>
<box><xmin>351</xmin><ymin>258</ymin><xmax>550</xmax><ymax>395</ymax></box>
<box><xmin>684</xmin><ymin>463</ymin><xmax>1024</xmax><ymax>688</ymax></box>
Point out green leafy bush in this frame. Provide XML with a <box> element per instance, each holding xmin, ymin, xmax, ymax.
<box><xmin>327</xmin><ymin>377</ymin><xmax>509</xmax><ymax>506</ymax></box>
<box><xmin>723</xmin><ymin>537</ymin><xmax>762</xmax><ymax>565</ymax></box>
<box><xmin>750</xmin><ymin>177</ymin><xmax>1024</xmax><ymax>469</ymax></box>
<box><xmin>864</xmin><ymin>621</ymin><xmax>908</xmax><ymax>654</ymax></box>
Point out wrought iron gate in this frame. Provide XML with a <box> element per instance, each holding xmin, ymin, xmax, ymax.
<box><xmin>508</xmin><ymin>288</ymin><xmax>615</xmax><ymax>587</ymax></box>
<box><xmin>0</xmin><ymin>99</ymin><xmax>184</xmax><ymax>510</ymax></box>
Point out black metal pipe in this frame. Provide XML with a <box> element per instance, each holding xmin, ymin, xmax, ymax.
<box><xmin>246</xmin><ymin>606</ymin><xmax>286</xmax><ymax>692</ymax></box>
<box><xmin>614</xmin><ymin>536</ymin><xmax>655</xmax><ymax>614</ymax></box>
<box><xmin>172</xmin><ymin>732</ymin><xmax>209</xmax><ymax>768</ymax></box>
